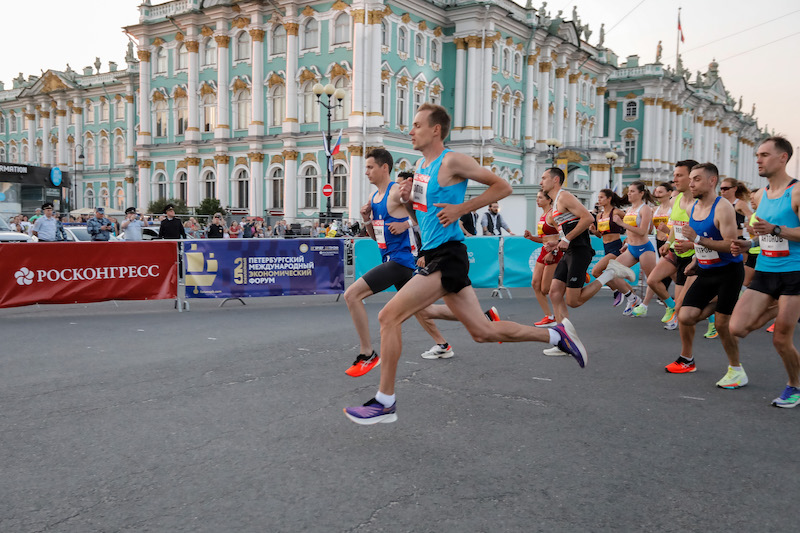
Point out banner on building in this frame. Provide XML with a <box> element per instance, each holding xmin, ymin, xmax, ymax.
<box><xmin>0</xmin><ymin>242</ymin><xmax>178</xmax><ymax>309</ymax></box>
<box><xmin>184</xmin><ymin>239</ymin><xmax>344</xmax><ymax>298</ymax></box>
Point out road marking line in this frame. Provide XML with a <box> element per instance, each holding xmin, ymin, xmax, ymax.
<box><xmin>531</xmin><ymin>377</ymin><xmax>552</xmax><ymax>381</ymax></box>
<box><xmin>680</xmin><ymin>395</ymin><xmax>706</xmax><ymax>401</ymax></box>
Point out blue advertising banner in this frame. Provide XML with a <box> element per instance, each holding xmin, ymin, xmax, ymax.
<box><xmin>184</xmin><ymin>239</ymin><xmax>344</xmax><ymax>298</ymax></box>
<box><xmin>353</xmin><ymin>238</ymin><xmax>383</xmax><ymax>283</ymax></box>
<box><xmin>465</xmin><ymin>237</ymin><xmax>500</xmax><ymax>289</ymax></box>
<box><xmin>502</xmin><ymin>236</ymin><xmax>541</xmax><ymax>288</ymax></box>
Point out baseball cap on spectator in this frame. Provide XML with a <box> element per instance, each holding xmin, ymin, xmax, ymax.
<box><xmin>96</xmin><ymin>207</ymin><xmax>105</xmax><ymax>214</ymax></box>
<box><xmin>125</xmin><ymin>207</ymin><xmax>136</xmax><ymax>214</ymax></box>
<box><xmin>42</xmin><ymin>202</ymin><xmax>53</xmax><ymax>210</ymax></box>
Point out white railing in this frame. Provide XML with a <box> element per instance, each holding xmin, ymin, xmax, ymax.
<box><xmin>610</xmin><ymin>64</ymin><xmax>664</xmax><ymax>80</ymax></box>
<box><xmin>140</xmin><ymin>0</ymin><xmax>198</xmax><ymax>22</ymax></box>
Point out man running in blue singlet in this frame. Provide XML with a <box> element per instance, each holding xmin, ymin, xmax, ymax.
<box><xmin>343</xmin><ymin>104</ymin><xmax>588</xmax><ymax>425</ymax></box>
<box><xmin>731</xmin><ymin>136</ymin><xmax>800</xmax><ymax>408</ymax></box>
<box><xmin>343</xmin><ymin>149</ymin><xmax>454</xmax><ymax>377</ymax></box>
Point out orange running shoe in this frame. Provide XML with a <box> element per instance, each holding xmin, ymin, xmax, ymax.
<box><xmin>535</xmin><ymin>315</ymin><xmax>557</xmax><ymax>328</ymax></box>
<box><xmin>585</xmin><ymin>273</ymin><xmax>591</xmax><ymax>284</ymax></box>
<box><xmin>345</xmin><ymin>351</ymin><xmax>380</xmax><ymax>377</ymax></box>
<box><xmin>665</xmin><ymin>356</ymin><xmax>696</xmax><ymax>374</ymax></box>
<box><xmin>767</xmin><ymin>323</ymin><xmax>775</xmax><ymax>333</ymax></box>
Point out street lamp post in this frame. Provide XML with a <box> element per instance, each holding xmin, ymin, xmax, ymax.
<box><xmin>545</xmin><ymin>138</ymin><xmax>563</xmax><ymax>164</ymax></box>
<box><xmin>605</xmin><ymin>151</ymin><xmax>618</xmax><ymax>189</ymax></box>
<box><xmin>74</xmin><ymin>144</ymin><xmax>85</xmax><ymax>210</ymax></box>
<box><xmin>313</xmin><ymin>82</ymin><xmax>345</xmax><ymax>226</ymax></box>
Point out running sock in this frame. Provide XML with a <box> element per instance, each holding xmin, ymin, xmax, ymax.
<box><xmin>548</xmin><ymin>329</ymin><xmax>562</xmax><ymax>345</ymax></box>
<box><xmin>626</xmin><ymin>291</ymin><xmax>638</xmax><ymax>303</ymax></box>
<box><xmin>438</xmin><ymin>343</ymin><xmax>450</xmax><ymax>350</ymax></box>
<box><xmin>680</xmin><ymin>355</ymin><xmax>694</xmax><ymax>362</ymax></box>
<box><xmin>731</xmin><ymin>365</ymin><xmax>743</xmax><ymax>370</ymax></box>
<box><xmin>375</xmin><ymin>391</ymin><xmax>396</xmax><ymax>407</ymax></box>
<box><xmin>596</xmin><ymin>270</ymin><xmax>615</xmax><ymax>285</ymax></box>
<box><xmin>664</xmin><ymin>297</ymin><xmax>676</xmax><ymax>308</ymax></box>
<box><xmin>708</xmin><ymin>314</ymin><xmax>716</xmax><ymax>325</ymax></box>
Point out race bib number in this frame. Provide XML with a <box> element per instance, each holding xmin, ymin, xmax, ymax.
<box><xmin>673</xmin><ymin>221</ymin><xmax>688</xmax><ymax>241</ymax></box>
<box><xmin>537</xmin><ymin>222</ymin><xmax>544</xmax><ymax>236</ymax></box>
<box><xmin>412</xmin><ymin>173</ymin><xmax>430</xmax><ymax>212</ymax></box>
<box><xmin>373</xmin><ymin>219</ymin><xmax>387</xmax><ymax>249</ymax></box>
<box><xmin>623</xmin><ymin>213</ymin><xmax>638</xmax><ymax>227</ymax></box>
<box><xmin>695</xmin><ymin>244</ymin><xmax>720</xmax><ymax>265</ymax></box>
<box><xmin>597</xmin><ymin>218</ymin><xmax>610</xmax><ymax>232</ymax></box>
<box><xmin>653</xmin><ymin>216</ymin><xmax>669</xmax><ymax>228</ymax></box>
<box><xmin>760</xmin><ymin>234</ymin><xmax>790</xmax><ymax>257</ymax></box>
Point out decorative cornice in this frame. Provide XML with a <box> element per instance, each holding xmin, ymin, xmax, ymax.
<box><xmin>249</xmin><ymin>29</ymin><xmax>265</xmax><ymax>42</ymax></box>
<box><xmin>270</xmin><ymin>154</ymin><xmax>284</xmax><ymax>164</ymax></box>
<box><xmin>268</xmin><ymin>73</ymin><xmax>285</xmax><ymax>87</ymax></box>
<box><xmin>232</xmin><ymin>16</ymin><xmax>251</xmax><ymax>29</ymax></box>
<box><xmin>137</xmin><ymin>50</ymin><xmax>151</xmax><ymax>62</ymax></box>
<box><xmin>215</xmin><ymin>35</ymin><xmax>230</xmax><ymax>48</ymax></box>
<box><xmin>284</xmin><ymin>23</ymin><xmax>299</xmax><ymax>36</ymax></box>
<box><xmin>302</xmin><ymin>6</ymin><xmax>316</xmax><ymax>17</ymax></box>
<box><xmin>248</xmin><ymin>152</ymin><xmax>265</xmax><ymax>162</ymax></box>
<box><xmin>348</xmin><ymin>145</ymin><xmax>364</xmax><ymax>156</ymax></box>
<box><xmin>282</xmin><ymin>150</ymin><xmax>299</xmax><ymax>160</ymax></box>
<box><xmin>568</xmin><ymin>73</ymin><xmax>580</xmax><ymax>83</ymax></box>
<box><xmin>214</xmin><ymin>154</ymin><xmax>230</xmax><ymax>164</ymax></box>
<box><xmin>433</xmin><ymin>26</ymin><xmax>443</xmax><ymax>37</ymax></box>
<box><xmin>185</xmin><ymin>157</ymin><xmax>201</xmax><ymax>166</ymax></box>
<box><xmin>136</xmin><ymin>160</ymin><xmax>152</xmax><ymax>169</ymax></box>
<box><xmin>331</xmin><ymin>0</ymin><xmax>349</xmax><ymax>11</ymax></box>
<box><xmin>555</xmin><ymin>67</ymin><xmax>568</xmax><ymax>78</ymax></box>
<box><xmin>418</xmin><ymin>20</ymin><xmax>427</xmax><ymax>31</ymax></box>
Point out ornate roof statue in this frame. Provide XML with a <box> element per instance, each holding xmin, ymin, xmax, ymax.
<box><xmin>655</xmin><ymin>41</ymin><xmax>663</xmax><ymax>64</ymax></box>
<box><xmin>598</xmin><ymin>23</ymin><xmax>605</xmax><ymax>48</ymax></box>
<box><xmin>125</xmin><ymin>41</ymin><xmax>137</xmax><ymax>64</ymax></box>
<box><xmin>583</xmin><ymin>24</ymin><xmax>592</xmax><ymax>42</ymax></box>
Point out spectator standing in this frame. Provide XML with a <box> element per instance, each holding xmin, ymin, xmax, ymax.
<box><xmin>481</xmin><ymin>202</ymin><xmax>515</xmax><ymax>235</ymax></box>
<box><xmin>28</xmin><ymin>208</ymin><xmax>42</xmax><ymax>224</ymax></box>
<box><xmin>120</xmin><ymin>207</ymin><xmax>150</xmax><ymax>241</ymax></box>
<box><xmin>20</xmin><ymin>215</ymin><xmax>31</xmax><ymax>234</ymax></box>
<box><xmin>32</xmin><ymin>203</ymin><xmax>59</xmax><ymax>242</ymax></box>
<box><xmin>460</xmin><ymin>209</ymin><xmax>480</xmax><ymax>236</ymax></box>
<box><xmin>229</xmin><ymin>220</ymin><xmax>242</xmax><ymax>238</ymax></box>
<box><xmin>274</xmin><ymin>220</ymin><xmax>286</xmax><ymax>237</ymax></box>
<box><xmin>206</xmin><ymin>213</ymin><xmax>227</xmax><ymax>238</ymax></box>
<box><xmin>9</xmin><ymin>215</ymin><xmax>23</xmax><ymax>232</ymax></box>
<box><xmin>87</xmin><ymin>207</ymin><xmax>114</xmax><ymax>241</ymax></box>
<box><xmin>158</xmin><ymin>204</ymin><xmax>186</xmax><ymax>239</ymax></box>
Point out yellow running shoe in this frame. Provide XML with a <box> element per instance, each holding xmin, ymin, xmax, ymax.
<box><xmin>704</xmin><ymin>324</ymin><xmax>718</xmax><ymax>339</ymax></box>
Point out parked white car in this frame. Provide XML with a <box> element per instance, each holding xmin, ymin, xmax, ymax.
<box><xmin>0</xmin><ymin>217</ymin><xmax>33</xmax><ymax>242</ymax></box>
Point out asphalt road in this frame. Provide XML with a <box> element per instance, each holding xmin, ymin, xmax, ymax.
<box><xmin>1</xmin><ymin>288</ymin><xmax>798</xmax><ymax>532</ymax></box>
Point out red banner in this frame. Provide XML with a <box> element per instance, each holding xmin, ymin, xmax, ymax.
<box><xmin>0</xmin><ymin>242</ymin><xmax>178</xmax><ymax>308</ymax></box>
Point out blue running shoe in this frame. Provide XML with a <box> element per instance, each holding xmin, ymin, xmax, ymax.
<box><xmin>772</xmin><ymin>386</ymin><xmax>800</xmax><ymax>408</ymax></box>
<box><xmin>551</xmin><ymin>318</ymin><xmax>587</xmax><ymax>368</ymax></box>
<box><xmin>343</xmin><ymin>398</ymin><xmax>398</xmax><ymax>424</ymax></box>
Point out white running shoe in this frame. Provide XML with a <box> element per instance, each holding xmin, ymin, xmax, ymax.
<box><xmin>623</xmin><ymin>294</ymin><xmax>642</xmax><ymax>316</ymax></box>
<box><xmin>605</xmin><ymin>259</ymin><xmax>636</xmax><ymax>283</ymax></box>
<box><xmin>664</xmin><ymin>315</ymin><xmax>678</xmax><ymax>330</ymax></box>
<box><xmin>420</xmin><ymin>344</ymin><xmax>455</xmax><ymax>359</ymax></box>
<box><xmin>542</xmin><ymin>346</ymin><xmax>568</xmax><ymax>356</ymax></box>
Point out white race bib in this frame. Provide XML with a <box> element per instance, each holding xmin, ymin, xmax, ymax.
<box><xmin>695</xmin><ymin>244</ymin><xmax>720</xmax><ymax>265</ymax></box>
<box><xmin>412</xmin><ymin>173</ymin><xmax>430</xmax><ymax>212</ymax></box>
<box><xmin>373</xmin><ymin>219</ymin><xmax>387</xmax><ymax>249</ymax></box>
<box><xmin>673</xmin><ymin>221</ymin><xmax>688</xmax><ymax>241</ymax></box>
<box><xmin>760</xmin><ymin>234</ymin><xmax>790</xmax><ymax>257</ymax></box>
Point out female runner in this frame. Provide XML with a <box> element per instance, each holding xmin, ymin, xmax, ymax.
<box><xmin>589</xmin><ymin>189</ymin><xmax>627</xmax><ymax>306</ymax></box>
<box><xmin>523</xmin><ymin>190</ymin><xmax>563</xmax><ymax>328</ymax></box>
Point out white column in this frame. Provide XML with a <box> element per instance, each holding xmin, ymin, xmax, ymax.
<box><xmin>607</xmin><ymin>100</ymin><xmax>617</xmax><ymax>142</ymax></box>
<box><xmin>282</xmin><ymin>150</ymin><xmax>298</xmax><ymax>220</ymax></box>
<box><xmin>125</xmin><ymin>93</ymin><xmax>135</xmax><ymax>167</ymax></box>
<box><xmin>348</xmin><ymin>149</ymin><xmax>364</xmax><ymax>221</ymax></box>
<box><xmin>350</xmin><ymin>11</ymin><xmax>366</xmax><ymax>129</ymax></box>
<box><xmin>57</xmin><ymin>102</ymin><xmax>68</xmax><ymax>166</ymax></box>
<box><xmin>654</xmin><ymin>100</ymin><xmax>664</xmax><ymax>167</ymax></box>
<box><xmin>42</xmin><ymin>108</ymin><xmax>52</xmax><ymax>166</ymax></box>
<box><xmin>125</xmin><ymin>177</ymin><xmax>135</xmax><ymax>208</ymax></box>
<box><xmin>216</xmin><ymin>154</ymin><xmax>229</xmax><ymax>208</ymax></box>
<box><xmin>465</xmin><ymin>36</ymin><xmax>481</xmax><ymax>135</ymax></box>
<box><xmin>138</xmin><ymin>161</ymin><xmax>151</xmax><ymax>207</ymax></box>
<box><xmin>674</xmin><ymin>108</ymin><xmax>683</xmax><ymax>162</ymax></box>
<box><xmin>554</xmin><ymin>66</ymin><xmax>566</xmax><ymax>142</ymax></box>
<box><xmin>693</xmin><ymin>114</ymin><xmax>703</xmax><ymax>161</ymax></box>
<box><xmin>249</xmin><ymin>153</ymin><xmax>263</xmax><ymax>216</ymax></box>
<box><xmin>641</xmin><ymin>97</ymin><xmax>655</xmax><ymax>167</ymax></box>
<box><xmin>595</xmin><ymin>87</ymin><xmax>606</xmax><ymax>139</ymax></box>
<box><xmin>482</xmin><ymin>38</ymin><xmax>493</xmax><ymax>140</ymax></box>
<box><xmin>137</xmin><ymin>51</ymin><xmax>152</xmax><ymax>146</ymax></box>
<box><xmin>186</xmin><ymin>38</ymin><xmax>200</xmax><ymax>141</ymax></box>
<box><xmin>660</xmin><ymin>102</ymin><xmax>671</xmax><ymax>170</ymax></box>
<box><xmin>284</xmin><ymin>22</ymin><xmax>299</xmax><ymax>131</ymax></box>
<box><xmin>722</xmin><ymin>129</ymin><xmax>732</xmax><ymax>178</ymax></box>
<box><xmin>368</xmin><ymin>14</ymin><xmax>383</xmax><ymax>128</ymax></box>
<box><xmin>453</xmin><ymin>38</ymin><xmax>466</xmax><ymax>131</ymax></box>
<box><xmin>249</xmin><ymin>28</ymin><xmax>265</xmax><ymax>136</ymax></box>
<box><xmin>524</xmin><ymin>54</ymin><xmax>535</xmax><ymax>149</ymax></box>
<box><xmin>26</xmin><ymin>104</ymin><xmax>35</xmax><ymax>164</ymax></box>
<box><xmin>537</xmin><ymin>61</ymin><xmax>551</xmax><ymax>145</ymax></box>
<box><xmin>215</xmin><ymin>34</ymin><xmax>230</xmax><ymax>139</ymax></box>
<box><xmin>566</xmin><ymin>71</ymin><xmax>578</xmax><ymax>143</ymax></box>
<box><xmin>187</xmin><ymin>157</ymin><xmax>200</xmax><ymax>207</ymax></box>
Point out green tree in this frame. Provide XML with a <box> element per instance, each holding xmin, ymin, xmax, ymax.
<box><xmin>197</xmin><ymin>198</ymin><xmax>226</xmax><ymax>216</ymax></box>
<box><xmin>147</xmin><ymin>198</ymin><xmax>189</xmax><ymax>215</ymax></box>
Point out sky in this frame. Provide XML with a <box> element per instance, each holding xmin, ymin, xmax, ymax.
<box><xmin>2</xmin><ymin>0</ymin><xmax>798</xmax><ymax>171</ymax></box>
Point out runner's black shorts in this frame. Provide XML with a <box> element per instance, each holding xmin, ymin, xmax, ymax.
<box><xmin>748</xmin><ymin>270</ymin><xmax>800</xmax><ymax>299</ymax></box>
<box><xmin>418</xmin><ymin>241</ymin><xmax>471</xmax><ymax>294</ymax></box>
<box><xmin>554</xmin><ymin>245</ymin><xmax>595</xmax><ymax>289</ymax></box>
<box><xmin>665</xmin><ymin>251</ymin><xmax>694</xmax><ymax>286</ymax></box>
<box><xmin>362</xmin><ymin>260</ymin><xmax>414</xmax><ymax>293</ymax></box>
<box><xmin>745</xmin><ymin>252</ymin><xmax>758</xmax><ymax>269</ymax></box>
<box><xmin>682</xmin><ymin>261</ymin><xmax>744</xmax><ymax>315</ymax></box>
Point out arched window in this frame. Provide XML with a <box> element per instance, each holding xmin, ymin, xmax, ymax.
<box><xmin>153</xmin><ymin>100</ymin><xmax>168</xmax><ymax>137</ymax></box>
<box><xmin>235</xmin><ymin>32</ymin><xmax>250</xmax><ymax>61</ymax></box>
<box><xmin>85</xmin><ymin>101</ymin><xmax>95</xmax><ymax>123</ymax></box>
<box><xmin>99</xmin><ymin>137</ymin><xmax>110</xmax><ymax>166</ymax></box>
<box><xmin>203</xmin><ymin>37</ymin><xmax>217</xmax><ymax>66</ymax></box>
<box><xmin>415</xmin><ymin>34</ymin><xmax>425</xmax><ymax>61</ymax></box>
<box><xmin>622</xmin><ymin>129</ymin><xmax>639</xmax><ymax>164</ymax></box>
<box><xmin>177</xmin><ymin>43</ymin><xmax>188</xmax><ymax>70</ymax></box>
<box><xmin>492</xmin><ymin>43</ymin><xmax>501</xmax><ymax>69</ymax></box>
<box><xmin>303</xmin><ymin>166</ymin><xmax>318</xmax><ymax>208</ymax></box>
<box><xmin>234</xmin><ymin>168</ymin><xmax>249</xmax><ymax>208</ymax></box>
<box><xmin>20</xmin><ymin>144</ymin><xmax>27</xmax><ymax>163</ymax></box>
<box><xmin>333</xmin><ymin>77</ymin><xmax>350</xmax><ymax>121</ymax></box>
<box><xmin>625</xmin><ymin>100</ymin><xmax>638</xmax><ymax>119</ymax></box>
<box><xmin>155</xmin><ymin>47</ymin><xmax>167</xmax><ymax>74</ymax></box>
<box><xmin>99</xmin><ymin>187</ymin><xmax>110</xmax><ymax>207</ymax></box>
<box><xmin>0</xmin><ymin>114</ymin><xmax>5</xmax><ymax>134</ymax></box>
<box><xmin>398</xmin><ymin>27</ymin><xmax>408</xmax><ymax>54</ymax></box>
<box><xmin>381</xmin><ymin>21</ymin><xmax>390</xmax><ymax>47</ymax></box>
<box><xmin>270</xmin><ymin>84</ymin><xmax>285</xmax><ymax>126</ymax></box>
<box><xmin>302</xmin><ymin>82</ymin><xmax>319</xmax><ymax>123</ymax></box>
<box><xmin>513</xmin><ymin>53</ymin><xmax>522</xmax><ymax>77</ymax></box>
<box><xmin>202</xmin><ymin>93</ymin><xmax>216</xmax><ymax>132</ymax></box>
<box><xmin>333</xmin><ymin>13</ymin><xmax>350</xmax><ymax>44</ymax></box>
<box><xmin>176</xmin><ymin>171</ymin><xmax>187</xmax><ymax>203</ymax></box>
<box><xmin>175</xmin><ymin>96</ymin><xmax>188</xmax><ymax>135</ymax></box>
<box><xmin>0</xmin><ymin>145</ymin><xmax>5</xmax><ymax>161</ymax></box>
<box><xmin>380</xmin><ymin>78</ymin><xmax>390</xmax><ymax>121</ymax></box>
<box><xmin>234</xmin><ymin>89</ymin><xmax>251</xmax><ymax>130</ymax></box>
<box><xmin>512</xmin><ymin>100</ymin><xmax>521</xmax><ymax>138</ymax></box>
<box><xmin>85</xmin><ymin>138</ymin><xmax>95</xmax><ymax>167</ymax></box>
<box><xmin>502</xmin><ymin>49</ymin><xmax>510</xmax><ymax>72</ymax></box>
<box><xmin>302</xmin><ymin>19</ymin><xmax>318</xmax><ymax>50</ymax></box>
<box><xmin>333</xmin><ymin>164</ymin><xmax>347</xmax><ymax>208</ymax></box>
<box><xmin>115</xmin><ymin>98</ymin><xmax>125</xmax><ymax>121</ymax></box>
<box><xmin>84</xmin><ymin>187</ymin><xmax>95</xmax><ymax>209</ymax></box>
<box><xmin>203</xmin><ymin>171</ymin><xmax>216</xmax><ymax>199</ymax></box>
<box><xmin>272</xmin><ymin>24</ymin><xmax>286</xmax><ymax>54</ymax></box>
<box><xmin>9</xmin><ymin>112</ymin><xmax>17</xmax><ymax>132</ymax></box>
<box><xmin>115</xmin><ymin>188</ymin><xmax>125</xmax><ymax>210</ymax></box>
<box><xmin>114</xmin><ymin>136</ymin><xmax>124</xmax><ymax>165</ymax></box>
<box><xmin>430</xmin><ymin>86</ymin><xmax>441</xmax><ymax>106</ymax></box>
<box><xmin>270</xmin><ymin>167</ymin><xmax>284</xmax><ymax>208</ymax></box>
<box><xmin>155</xmin><ymin>173</ymin><xmax>167</xmax><ymax>201</ymax></box>
<box><xmin>430</xmin><ymin>40</ymin><xmax>439</xmax><ymax>64</ymax></box>
<box><xmin>396</xmin><ymin>85</ymin><xmax>408</xmax><ymax>127</ymax></box>
<box><xmin>500</xmin><ymin>98</ymin><xmax>510</xmax><ymax>138</ymax></box>
<box><xmin>10</xmin><ymin>144</ymin><xmax>18</xmax><ymax>163</ymax></box>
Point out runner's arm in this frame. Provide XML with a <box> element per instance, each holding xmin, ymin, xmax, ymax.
<box><xmin>434</xmin><ymin>153</ymin><xmax>511</xmax><ymax>227</ymax></box>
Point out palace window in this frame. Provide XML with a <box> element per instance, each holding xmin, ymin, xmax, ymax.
<box><xmin>177</xmin><ymin>43</ymin><xmax>188</xmax><ymax>70</ymax></box>
<box><xmin>270</xmin><ymin>167</ymin><xmax>284</xmax><ymax>209</ymax></box>
<box><xmin>84</xmin><ymin>188</ymin><xmax>95</xmax><ymax>209</ymax></box>
<box><xmin>492</xmin><ymin>43</ymin><xmax>501</xmax><ymax>69</ymax></box>
<box><xmin>9</xmin><ymin>112</ymin><xmax>17</xmax><ymax>132</ymax></box>
<box><xmin>155</xmin><ymin>47</ymin><xmax>167</xmax><ymax>74</ymax></box>
<box><xmin>233</xmin><ymin>89</ymin><xmax>252</xmax><ymax>130</ymax></box>
<box><xmin>175</xmin><ymin>97</ymin><xmax>188</xmax><ymax>135</ymax></box>
<box><xmin>153</xmin><ymin>100</ymin><xmax>168</xmax><ymax>137</ymax></box>
<box><xmin>381</xmin><ymin>21</ymin><xmax>390</xmax><ymax>47</ymax></box>
<box><xmin>202</xmin><ymin>94</ymin><xmax>217</xmax><ymax>132</ymax></box>
<box><xmin>302</xmin><ymin>19</ymin><xmax>318</xmax><ymax>50</ymax></box>
<box><xmin>176</xmin><ymin>171</ymin><xmax>187</xmax><ymax>203</ymax></box>
<box><xmin>398</xmin><ymin>27</ymin><xmax>408</xmax><ymax>54</ymax></box>
<box><xmin>115</xmin><ymin>188</ymin><xmax>125</xmax><ymax>210</ymax></box>
<box><xmin>99</xmin><ymin>187</ymin><xmax>110</xmax><ymax>208</ymax></box>
<box><xmin>333</xmin><ymin>164</ymin><xmax>347</xmax><ymax>208</ymax></box>
<box><xmin>380</xmin><ymin>81</ymin><xmax>390</xmax><ymax>123</ymax></box>
<box><xmin>514</xmin><ymin>53</ymin><xmax>522</xmax><ymax>77</ymax></box>
<box><xmin>396</xmin><ymin>86</ymin><xmax>408</xmax><ymax>127</ymax></box>
<box><xmin>115</xmin><ymin>98</ymin><xmax>125</xmax><ymax>121</ymax></box>
<box><xmin>0</xmin><ymin>114</ymin><xmax>4</xmax><ymax>134</ymax></box>
<box><xmin>85</xmin><ymin>102</ymin><xmax>95</xmax><ymax>123</ymax></box>
<box><xmin>502</xmin><ymin>49</ymin><xmax>510</xmax><ymax>72</ymax></box>
<box><xmin>270</xmin><ymin>84</ymin><xmax>285</xmax><ymax>126</ymax></box>
<box><xmin>333</xmin><ymin>77</ymin><xmax>350</xmax><ymax>121</ymax></box>
<box><xmin>85</xmin><ymin>138</ymin><xmax>95</xmax><ymax>167</ymax></box>
<box><xmin>155</xmin><ymin>173</ymin><xmax>167</xmax><ymax>201</ymax></box>
<box><xmin>415</xmin><ymin>34</ymin><xmax>425</xmax><ymax>61</ymax></box>
<box><xmin>430</xmin><ymin>40</ymin><xmax>440</xmax><ymax>64</ymax></box>
<box><xmin>6</xmin><ymin>145</ymin><xmax>13</xmax><ymax>163</ymax></box>
<box><xmin>203</xmin><ymin>171</ymin><xmax>216</xmax><ymax>199</ymax></box>
<box><xmin>234</xmin><ymin>169</ymin><xmax>249</xmax><ymax>208</ymax></box>
<box><xmin>333</xmin><ymin>13</ymin><xmax>350</xmax><ymax>44</ymax></box>
<box><xmin>303</xmin><ymin>166</ymin><xmax>318</xmax><ymax>209</ymax></box>
<box><xmin>302</xmin><ymin>82</ymin><xmax>319</xmax><ymax>124</ymax></box>
<box><xmin>202</xmin><ymin>37</ymin><xmax>217</xmax><ymax>67</ymax></box>
<box><xmin>114</xmin><ymin>135</ymin><xmax>125</xmax><ymax>165</ymax></box>
<box><xmin>99</xmin><ymin>137</ymin><xmax>110</xmax><ymax>166</ymax></box>
<box><xmin>235</xmin><ymin>32</ymin><xmax>250</xmax><ymax>61</ymax></box>
<box><xmin>272</xmin><ymin>25</ymin><xmax>286</xmax><ymax>55</ymax></box>
<box><xmin>100</xmin><ymin>100</ymin><xmax>109</xmax><ymax>122</ymax></box>
<box><xmin>625</xmin><ymin>100</ymin><xmax>638</xmax><ymax>119</ymax></box>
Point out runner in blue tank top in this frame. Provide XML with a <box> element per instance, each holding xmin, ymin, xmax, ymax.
<box><xmin>344</xmin><ymin>104</ymin><xmax>589</xmax><ymax>425</ymax></box>
<box><xmin>343</xmin><ymin>149</ymin><xmax>453</xmax><ymax>378</ymax></box>
<box><xmin>731</xmin><ymin>136</ymin><xmax>800</xmax><ymax>408</ymax></box>
<box><xmin>666</xmin><ymin>163</ymin><xmax>746</xmax><ymax>388</ymax></box>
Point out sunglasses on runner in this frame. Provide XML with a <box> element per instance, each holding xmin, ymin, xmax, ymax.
<box><xmin>719</xmin><ymin>186</ymin><xmax>734</xmax><ymax>191</ymax></box>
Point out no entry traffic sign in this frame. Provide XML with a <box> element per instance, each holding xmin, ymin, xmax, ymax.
<box><xmin>322</xmin><ymin>183</ymin><xmax>333</xmax><ymax>197</ymax></box>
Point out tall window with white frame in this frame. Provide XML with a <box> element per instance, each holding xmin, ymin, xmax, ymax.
<box><xmin>333</xmin><ymin>13</ymin><xmax>350</xmax><ymax>45</ymax></box>
<box><xmin>333</xmin><ymin>163</ymin><xmax>347</xmax><ymax>208</ymax></box>
<box><xmin>0</xmin><ymin>114</ymin><xmax>5</xmax><ymax>134</ymax></box>
<box><xmin>114</xmin><ymin>135</ymin><xmax>124</xmax><ymax>166</ymax></box>
<box><xmin>398</xmin><ymin>27</ymin><xmax>408</xmax><ymax>54</ymax></box>
<box><xmin>177</xmin><ymin>171</ymin><xmax>187</xmax><ymax>203</ymax></box>
<box><xmin>86</xmin><ymin>101</ymin><xmax>95</xmax><ymax>123</ymax></box>
<box><xmin>333</xmin><ymin>78</ymin><xmax>350</xmax><ymax>121</ymax></box>
<box><xmin>303</xmin><ymin>166</ymin><xmax>318</xmax><ymax>209</ymax></box>
<box><xmin>85</xmin><ymin>187</ymin><xmax>95</xmax><ymax>209</ymax></box>
<box><xmin>235</xmin><ymin>32</ymin><xmax>250</xmax><ymax>61</ymax></box>
<box><xmin>177</xmin><ymin>43</ymin><xmax>188</xmax><ymax>70</ymax></box>
<box><xmin>430</xmin><ymin>40</ymin><xmax>440</xmax><ymax>64</ymax></box>
<box><xmin>115</xmin><ymin>188</ymin><xmax>125</xmax><ymax>210</ymax></box>
<box><xmin>8</xmin><ymin>145</ymin><xmax>15</xmax><ymax>163</ymax></box>
<box><xmin>9</xmin><ymin>112</ymin><xmax>16</xmax><ymax>132</ymax></box>
<box><xmin>380</xmin><ymin>80</ymin><xmax>390</xmax><ymax>123</ymax></box>
<box><xmin>396</xmin><ymin>85</ymin><xmax>408</xmax><ymax>127</ymax></box>
<box><xmin>625</xmin><ymin>100</ymin><xmax>638</xmax><ymax>119</ymax></box>
<box><xmin>271</xmin><ymin>167</ymin><xmax>284</xmax><ymax>209</ymax></box>
<box><xmin>624</xmin><ymin>133</ymin><xmax>637</xmax><ymax>164</ymax></box>
<box><xmin>202</xmin><ymin>93</ymin><xmax>216</xmax><ymax>132</ymax></box>
<box><xmin>155</xmin><ymin>47</ymin><xmax>167</xmax><ymax>75</ymax></box>
<box><xmin>100</xmin><ymin>137</ymin><xmax>110</xmax><ymax>166</ymax></box>
<box><xmin>512</xmin><ymin>100</ymin><xmax>521</xmax><ymax>139</ymax></box>
<box><xmin>234</xmin><ymin>169</ymin><xmax>249</xmax><ymax>208</ymax></box>
<box><xmin>153</xmin><ymin>99</ymin><xmax>168</xmax><ymax>138</ymax></box>
<box><xmin>302</xmin><ymin>82</ymin><xmax>319</xmax><ymax>123</ymax></box>
<box><xmin>203</xmin><ymin>171</ymin><xmax>216</xmax><ymax>199</ymax></box>
<box><xmin>234</xmin><ymin>89</ymin><xmax>251</xmax><ymax>130</ymax></box>
<box><xmin>100</xmin><ymin>187</ymin><xmax>110</xmax><ymax>208</ymax></box>
<box><xmin>115</xmin><ymin>98</ymin><xmax>124</xmax><ymax>121</ymax></box>
<box><xmin>415</xmin><ymin>34</ymin><xmax>425</xmax><ymax>62</ymax></box>
<box><xmin>155</xmin><ymin>174</ymin><xmax>167</xmax><ymax>200</ymax></box>
<box><xmin>271</xmin><ymin>84</ymin><xmax>285</xmax><ymax>126</ymax></box>
<box><xmin>203</xmin><ymin>37</ymin><xmax>217</xmax><ymax>67</ymax></box>
<box><xmin>176</xmin><ymin>96</ymin><xmax>188</xmax><ymax>135</ymax></box>
<box><xmin>272</xmin><ymin>24</ymin><xmax>286</xmax><ymax>54</ymax></box>
<box><xmin>85</xmin><ymin>138</ymin><xmax>95</xmax><ymax>167</ymax></box>
<box><xmin>381</xmin><ymin>20</ymin><xmax>389</xmax><ymax>47</ymax></box>
<box><xmin>302</xmin><ymin>19</ymin><xmax>318</xmax><ymax>50</ymax></box>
